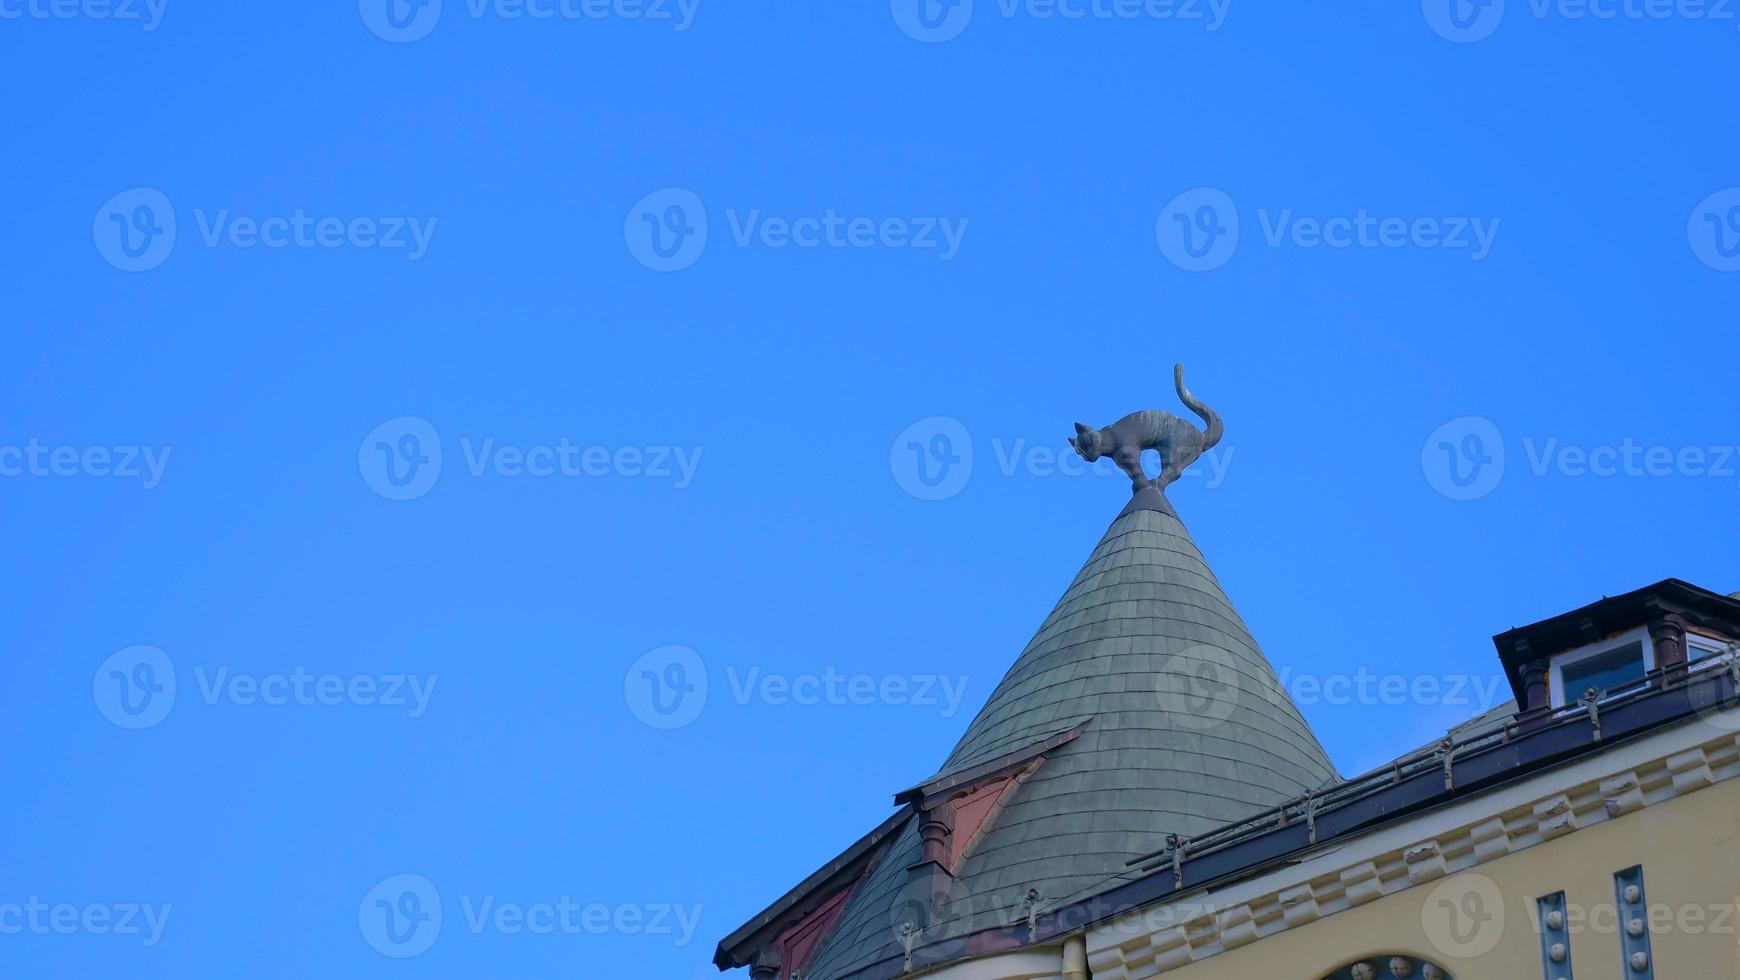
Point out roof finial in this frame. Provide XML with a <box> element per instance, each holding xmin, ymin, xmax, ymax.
<box><xmin>1068</xmin><ymin>363</ymin><xmax>1224</xmax><ymax>496</ymax></box>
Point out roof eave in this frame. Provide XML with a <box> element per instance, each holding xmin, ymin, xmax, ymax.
<box><xmin>713</xmin><ymin>804</ymin><xmax>915</xmax><ymax>971</ymax></box>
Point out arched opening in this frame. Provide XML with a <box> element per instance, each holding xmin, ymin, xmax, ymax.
<box><xmin>1320</xmin><ymin>956</ymin><xmax>1450</xmax><ymax>980</ymax></box>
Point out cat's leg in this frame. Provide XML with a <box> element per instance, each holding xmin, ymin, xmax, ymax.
<box><xmin>1157</xmin><ymin>457</ymin><xmax>1187</xmax><ymax>489</ymax></box>
<box><xmin>1156</xmin><ymin>435</ymin><xmax>1199</xmax><ymax>490</ymax></box>
<box><xmin>1114</xmin><ymin>446</ymin><xmax>1147</xmax><ymax>491</ymax></box>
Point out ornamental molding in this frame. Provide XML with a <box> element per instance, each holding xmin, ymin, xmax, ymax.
<box><xmin>1085</xmin><ymin>711</ymin><xmax>1740</xmax><ymax>979</ymax></box>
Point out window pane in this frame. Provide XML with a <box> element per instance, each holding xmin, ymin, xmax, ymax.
<box><xmin>1561</xmin><ymin>642</ymin><xmax>1646</xmax><ymax>698</ymax></box>
<box><xmin>1690</xmin><ymin>638</ymin><xmax>1729</xmax><ymax>662</ymax></box>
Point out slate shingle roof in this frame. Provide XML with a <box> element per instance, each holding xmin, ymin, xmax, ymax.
<box><xmin>798</xmin><ymin>489</ymin><xmax>1339</xmax><ymax>980</ymax></box>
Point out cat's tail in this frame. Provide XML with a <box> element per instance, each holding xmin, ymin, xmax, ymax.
<box><xmin>1174</xmin><ymin>363</ymin><xmax>1224</xmax><ymax>450</ymax></box>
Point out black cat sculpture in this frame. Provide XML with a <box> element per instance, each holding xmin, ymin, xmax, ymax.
<box><xmin>1068</xmin><ymin>364</ymin><xmax>1224</xmax><ymax>493</ymax></box>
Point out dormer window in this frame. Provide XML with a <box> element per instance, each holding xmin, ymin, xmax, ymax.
<box><xmin>1495</xmin><ymin>580</ymin><xmax>1740</xmax><ymax>719</ymax></box>
<box><xmin>1547</xmin><ymin>627</ymin><xmax>1654</xmax><ymax>708</ymax></box>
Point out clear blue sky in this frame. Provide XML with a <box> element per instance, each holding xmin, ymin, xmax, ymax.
<box><xmin>4</xmin><ymin>2</ymin><xmax>1738</xmax><ymax>977</ymax></box>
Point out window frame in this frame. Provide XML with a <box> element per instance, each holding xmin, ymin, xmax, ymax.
<box><xmin>1687</xmin><ymin>632</ymin><xmax>1735</xmax><ymax>669</ymax></box>
<box><xmin>1548</xmin><ymin>626</ymin><xmax>1656</xmax><ymax>708</ymax></box>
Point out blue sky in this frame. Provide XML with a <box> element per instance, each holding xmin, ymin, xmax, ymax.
<box><xmin>4</xmin><ymin>1</ymin><xmax>1739</xmax><ymax>976</ymax></box>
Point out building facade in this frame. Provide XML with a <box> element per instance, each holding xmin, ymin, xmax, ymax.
<box><xmin>715</xmin><ymin>430</ymin><xmax>1740</xmax><ymax>980</ymax></box>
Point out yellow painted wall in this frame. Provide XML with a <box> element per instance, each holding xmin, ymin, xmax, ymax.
<box><xmin>1153</xmin><ymin>775</ymin><xmax>1740</xmax><ymax>980</ymax></box>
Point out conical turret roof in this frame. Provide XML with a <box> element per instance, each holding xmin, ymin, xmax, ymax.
<box><xmin>796</xmin><ymin>488</ymin><xmax>1337</xmax><ymax>980</ymax></box>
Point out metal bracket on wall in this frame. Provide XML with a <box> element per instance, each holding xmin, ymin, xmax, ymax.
<box><xmin>1537</xmin><ymin>891</ymin><xmax>1574</xmax><ymax>980</ymax></box>
<box><xmin>1613</xmin><ymin>866</ymin><xmax>1655</xmax><ymax>978</ymax></box>
<box><xmin>1582</xmin><ymin>691</ymin><xmax>1603</xmax><ymax>742</ymax></box>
